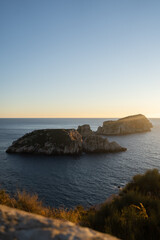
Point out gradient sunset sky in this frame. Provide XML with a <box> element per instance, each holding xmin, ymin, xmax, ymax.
<box><xmin>1</xmin><ymin>0</ymin><xmax>160</xmax><ymax>118</ymax></box>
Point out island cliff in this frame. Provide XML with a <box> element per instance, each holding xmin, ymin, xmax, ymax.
<box><xmin>96</xmin><ymin>114</ymin><xmax>152</xmax><ymax>135</ymax></box>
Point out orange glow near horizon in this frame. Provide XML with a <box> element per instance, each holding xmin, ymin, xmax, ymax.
<box><xmin>0</xmin><ymin>111</ymin><xmax>159</xmax><ymax>119</ymax></box>
<box><xmin>1</xmin><ymin>96</ymin><xmax>159</xmax><ymax>119</ymax></box>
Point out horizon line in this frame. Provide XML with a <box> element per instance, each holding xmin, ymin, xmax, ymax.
<box><xmin>0</xmin><ymin>116</ymin><xmax>159</xmax><ymax>119</ymax></box>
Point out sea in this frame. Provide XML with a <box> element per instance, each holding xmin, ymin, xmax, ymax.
<box><xmin>0</xmin><ymin>118</ymin><xmax>160</xmax><ymax>208</ymax></box>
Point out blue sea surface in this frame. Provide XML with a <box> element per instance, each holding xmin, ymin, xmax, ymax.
<box><xmin>0</xmin><ymin>118</ymin><xmax>160</xmax><ymax>208</ymax></box>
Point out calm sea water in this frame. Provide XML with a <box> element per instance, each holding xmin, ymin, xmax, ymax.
<box><xmin>0</xmin><ymin>118</ymin><xmax>160</xmax><ymax>208</ymax></box>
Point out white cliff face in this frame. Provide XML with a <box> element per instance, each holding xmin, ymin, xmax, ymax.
<box><xmin>0</xmin><ymin>204</ymin><xmax>119</xmax><ymax>240</ymax></box>
<box><xmin>96</xmin><ymin>114</ymin><xmax>153</xmax><ymax>135</ymax></box>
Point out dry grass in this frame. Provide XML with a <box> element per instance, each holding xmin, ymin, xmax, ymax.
<box><xmin>1</xmin><ymin>169</ymin><xmax>160</xmax><ymax>240</ymax></box>
<box><xmin>0</xmin><ymin>189</ymin><xmax>86</xmax><ymax>224</ymax></box>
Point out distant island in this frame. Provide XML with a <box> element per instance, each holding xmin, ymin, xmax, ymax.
<box><xmin>96</xmin><ymin>114</ymin><xmax>152</xmax><ymax>135</ymax></box>
<box><xmin>6</xmin><ymin>114</ymin><xmax>152</xmax><ymax>156</ymax></box>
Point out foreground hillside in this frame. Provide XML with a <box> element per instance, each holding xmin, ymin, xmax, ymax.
<box><xmin>87</xmin><ymin>169</ymin><xmax>160</xmax><ymax>240</ymax></box>
<box><xmin>0</xmin><ymin>205</ymin><xmax>118</xmax><ymax>240</ymax></box>
<box><xmin>0</xmin><ymin>169</ymin><xmax>160</xmax><ymax>240</ymax></box>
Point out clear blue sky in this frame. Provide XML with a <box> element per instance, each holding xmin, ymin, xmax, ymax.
<box><xmin>1</xmin><ymin>0</ymin><xmax>160</xmax><ymax>118</ymax></box>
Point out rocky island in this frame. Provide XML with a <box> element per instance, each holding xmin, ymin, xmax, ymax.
<box><xmin>96</xmin><ymin>114</ymin><xmax>153</xmax><ymax>135</ymax></box>
<box><xmin>77</xmin><ymin>124</ymin><xmax>126</xmax><ymax>153</ymax></box>
<box><xmin>6</xmin><ymin>128</ymin><xmax>126</xmax><ymax>155</ymax></box>
<box><xmin>6</xmin><ymin>114</ymin><xmax>153</xmax><ymax>155</ymax></box>
<box><xmin>6</xmin><ymin>129</ymin><xmax>83</xmax><ymax>155</ymax></box>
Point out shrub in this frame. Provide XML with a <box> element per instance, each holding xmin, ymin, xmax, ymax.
<box><xmin>1</xmin><ymin>169</ymin><xmax>160</xmax><ymax>239</ymax></box>
<box><xmin>0</xmin><ymin>189</ymin><xmax>85</xmax><ymax>223</ymax></box>
<box><xmin>86</xmin><ymin>169</ymin><xmax>160</xmax><ymax>240</ymax></box>
<box><xmin>0</xmin><ymin>189</ymin><xmax>16</xmax><ymax>207</ymax></box>
<box><xmin>122</xmin><ymin>169</ymin><xmax>160</xmax><ymax>197</ymax></box>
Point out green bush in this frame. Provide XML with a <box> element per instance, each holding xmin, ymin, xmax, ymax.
<box><xmin>123</xmin><ymin>169</ymin><xmax>160</xmax><ymax>197</ymax></box>
<box><xmin>86</xmin><ymin>169</ymin><xmax>160</xmax><ymax>240</ymax></box>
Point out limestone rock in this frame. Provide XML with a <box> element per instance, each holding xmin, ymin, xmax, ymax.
<box><xmin>77</xmin><ymin>124</ymin><xmax>93</xmax><ymax>137</ymax></box>
<box><xmin>108</xmin><ymin>141</ymin><xmax>126</xmax><ymax>152</ymax></box>
<box><xmin>6</xmin><ymin>129</ymin><xmax>83</xmax><ymax>155</ymax></box>
<box><xmin>96</xmin><ymin>114</ymin><xmax>153</xmax><ymax>135</ymax></box>
<box><xmin>83</xmin><ymin>135</ymin><xmax>126</xmax><ymax>153</ymax></box>
<box><xmin>0</xmin><ymin>204</ymin><xmax>119</xmax><ymax>240</ymax></box>
<box><xmin>6</xmin><ymin>128</ymin><xmax>127</xmax><ymax>155</ymax></box>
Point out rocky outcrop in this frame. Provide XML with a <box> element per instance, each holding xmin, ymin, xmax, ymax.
<box><xmin>6</xmin><ymin>129</ymin><xmax>127</xmax><ymax>155</ymax></box>
<box><xmin>83</xmin><ymin>135</ymin><xmax>126</xmax><ymax>153</ymax></box>
<box><xmin>6</xmin><ymin>129</ymin><xmax>83</xmax><ymax>155</ymax></box>
<box><xmin>0</xmin><ymin>204</ymin><xmax>119</xmax><ymax>240</ymax></box>
<box><xmin>96</xmin><ymin>114</ymin><xmax>153</xmax><ymax>135</ymax></box>
<box><xmin>77</xmin><ymin>124</ymin><xmax>93</xmax><ymax>137</ymax></box>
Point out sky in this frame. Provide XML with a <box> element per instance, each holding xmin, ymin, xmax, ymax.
<box><xmin>1</xmin><ymin>0</ymin><xmax>160</xmax><ymax>118</ymax></box>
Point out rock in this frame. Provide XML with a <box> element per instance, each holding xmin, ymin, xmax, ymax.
<box><xmin>77</xmin><ymin>124</ymin><xmax>93</xmax><ymax>137</ymax></box>
<box><xmin>0</xmin><ymin>204</ymin><xmax>119</xmax><ymax>240</ymax></box>
<box><xmin>96</xmin><ymin>114</ymin><xmax>153</xmax><ymax>135</ymax></box>
<box><xmin>6</xmin><ymin>128</ymin><xmax>127</xmax><ymax>155</ymax></box>
<box><xmin>6</xmin><ymin>129</ymin><xmax>83</xmax><ymax>155</ymax></box>
<box><xmin>83</xmin><ymin>135</ymin><xmax>127</xmax><ymax>153</ymax></box>
<box><xmin>108</xmin><ymin>141</ymin><xmax>127</xmax><ymax>152</ymax></box>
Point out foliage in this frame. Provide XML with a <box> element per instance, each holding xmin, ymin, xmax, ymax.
<box><xmin>86</xmin><ymin>169</ymin><xmax>160</xmax><ymax>240</ymax></box>
<box><xmin>0</xmin><ymin>189</ymin><xmax>85</xmax><ymax>223</ymax></box>
<box><xmin>1</xmin><ymin>169</ymin><xmax>160</xmax><ymax>239</ymax></box>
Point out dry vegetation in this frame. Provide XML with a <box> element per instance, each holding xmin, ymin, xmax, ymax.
<box><xmin>0</xmin><ymin>189</ymin><xmax>87</xmax><ymax>224</ymax></box>
<box><xmin>1</xmin><ymin>169</ymin><xmax>160</xmax><ymax>240</ymax></box>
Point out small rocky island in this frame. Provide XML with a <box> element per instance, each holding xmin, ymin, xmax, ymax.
<box><xmin>6</xmin><ymin>114</ymin><xmax>152</xmax><ymax>155</ymax></box>
<box><xmin>96</xmin><ymin>114</ymin><xmax>153</xmax><ymax>135</ymax></box>
<box><xmin>6</xmin><ymin>128</ymin><xmax>126</xmax><ymax>155</ymax></box>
